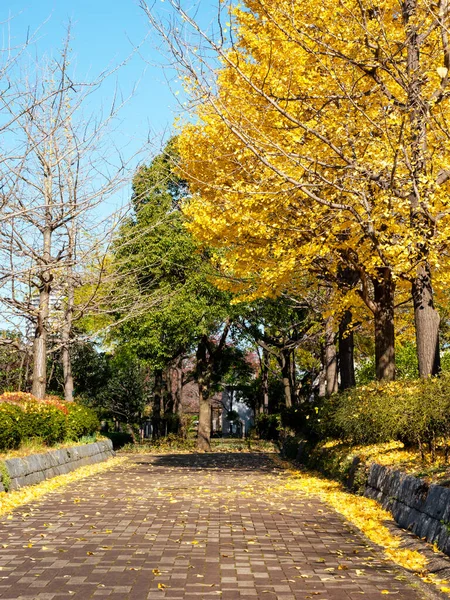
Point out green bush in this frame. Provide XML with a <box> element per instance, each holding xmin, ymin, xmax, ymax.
<box><xmin>256</xmin><ymin>413</ymin><xmax>280</xmax><ymax>440</ymax></box>
<box><xmin>280</xmin><ymin>403</ymin><xmax>326</xmax><ymax>442</ymax></box>
<box><xmin>66</xmin><ymin>404</ymin><xmax>100</xmax><ymax>440</ymax></box>
<box><xmin>326</xmin><ymin>374</ymin><xmax>450</xmax><ymax>451</ymax></box>
<box><xmin>281</xmin><ymin>435</ymin><xmax>302</xmax><ymax>459</ymax></box>
<box><xmin>0</xmin><ymin>393</ymin><xmax>101</xmax><ymax>450</ymax></box>
<box><xmin>0</xmin><ymin>402</ymin><xmax>24</xmax><ymax>449</ymax></box>
<box><xmin>22</xmin><ymin>402</ymin><xmax>67</xmax><ymax>445</ymax></box>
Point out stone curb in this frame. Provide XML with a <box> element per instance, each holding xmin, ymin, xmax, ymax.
<box><xmin>365</xmin><ymin>463</ymin><xmax>450</xmax><ymax>556</ymax></box>
<box><xmin>0</xmin><ymin>439</ymin><xmax>115</xmax><ymax>492</ymax></box>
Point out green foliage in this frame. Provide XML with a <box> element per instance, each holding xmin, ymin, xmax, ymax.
<box><xmin>0</xmin><ymin>393</ymin><xmax>100</xmax><ymax>450</ymax></box>
<box><xmin>356</xmin><ymin>343</ymin><xmax>421</xmax><ymax>385</ymax></box>
<box><xmin>282</xmin><ymin>435</ymin><xmax>303</xmax><ymax>459</ymax></box>
<box><xmin>226</xmin><ymin>410</ymin><xmax>239</xmax><ymax>421</ymax></box>
<box><xmin>0</xmin><ymin>402</ymin><xmax>23</xmax><ymax>449</ymax></box>
<box><xmin>89</xmin><ymin>350</ymin><xmax>149</xmax><ymax>423</ymax></box>
<box><xmin>280</xmin><ymin>404</ymin><xmax>324</xmax><ymax>441</ymax></box>
<box><xmin>0</xmin><ymin>461</ymin><xmax>11</xmax><ymax>491</ymax></box>
<box><xmin>110</xmin><ymin>139</ymin><xmax>231</xmax><ymax>370</ymax></box>
<box><xmin>22</xmin><ymin>402</ymin><xmax>67</xmax><ymax>445</ymax></box>
<box><xmin>256</xmin><ymin>413</ymin><xmax>280</xmax><ymax>440</ymax></box>
<box><xmin>325</xmin><ymin>374</ymin><xmax>450</xmax><ymax>449</ymax></box>
<box><xmin>161</xmin><ymin>413</ymin><xmax>181</xmax><ymax>435</ymax></box>
<box><xmin>66</xmin><ymin>404</ymin><xmax>100</xmax><ymax>440</ymax></box>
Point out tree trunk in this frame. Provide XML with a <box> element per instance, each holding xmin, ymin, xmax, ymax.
<box><xmin>261</xmin><ymin>348</ymin><xmax>269</xmax><ymax>414</ymax></box>
<box><xmin>172</xmin><ymin>356</ymin><xmax>184</xmax><ymax>416</ymax></box>
<box><xmin>403</xmin><ymin>1</ymin><xmax>440</xmax><ymax>377</ymax></box>
<box><xmin>325</xmin><ymin>318</ymin><xmax>338</xmax><ymax>396</ymax></box>
<box><xmin>62</xmin><ymin>342</ymin><xmax>74</xmax><ymax>402</ymax></box>
<box><xmin>280</xmin><ymin>349</ymin><xmax>292</xmax><ymax>408</ymax></box>
<box><xmin>318</xmin><ymin>344</ymin><xmax>326</xmax><ymax>397</ymax></box>
<box><xmin>373</xmin><ymin>268</ymin><xmax>396</xmax><ymax>381</ymax></box>
<box><xmin>61</xmin><ymin>285</ymin><xmax>74</xmax><ymax>402</ymax></box>
<box><xmin>32</xmin><ymin>329</ymin><xmax>47</xmax><ymax>399</ymax></box>
<box><xmin>196</xmin><ymin>336</ymin><xmax>212</xmax><ymax>451</ymax></box>
<box><xmin>126</xmin><ymin>423</ymin><xmax>137</xmax><ymax>444</ymax></box>
<box><xmin>413</xmin><ymin>263</ymin><xmax>441</xmax><ymax>377</ymax></box>
<box><xmin>32</xmin><ymin>274</ymin><xmax>51</xmax><ymax>399</ymax></box>
<box><xmin>290</xmin><ymin>349</ymin><xmax>297</xmax><ymax>405</ymax></box>
<box><xmin>339</xmin><ymin>310</ymin><xmax>355</xmax><ymax>390</ymax></box>
<box><xmin>198</xmin><ymin>388</ymin><xmax>212</xmax><ymax>451</ymax></box>
<box><xmin>195</xmin><ymin>324</ymin><xmax>230</xmax><ymax>451</ymax></box>
<box><xmin>152</xmin><ymin>368</ymin><xmax>163</xmax><ymax>439</ymax></box>
<box><xmin>32</xmin><ymin>172</ymin><xmax>53</xmax><ymax>399</ymax></box>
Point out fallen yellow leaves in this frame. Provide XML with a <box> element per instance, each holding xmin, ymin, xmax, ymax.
<box><xmin>0</xmin><ymin>457</ymin><xmax>128</xmax><ymax>518</ymax></box>
<box><xmin>272</xmin><ymin>456</ymin><xmax>450</xmax><ymax>596</ymax></box>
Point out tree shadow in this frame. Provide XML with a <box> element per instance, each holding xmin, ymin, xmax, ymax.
<box><xmin>134</xmin><ymin>451</ymin><xmax>282</xmax><ymax>473</ymax></box>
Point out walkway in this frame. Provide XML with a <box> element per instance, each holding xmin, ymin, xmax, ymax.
<box><xmin>0</xmin><ymin>453</ymin><xmax>431</xmax><ymax>599</ymax></box>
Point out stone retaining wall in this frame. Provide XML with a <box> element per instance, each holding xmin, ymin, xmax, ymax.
<box><xmin>0</xmin><ymin>439</ymin><xmax>115</xmax><ymax>493</ymax></box>
<box><xmin>365</xmin><ymin>463</ymin><xmax>450</xmax><ymax>555</ymax></box>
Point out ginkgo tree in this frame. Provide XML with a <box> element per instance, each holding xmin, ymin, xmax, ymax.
<box><xmin>144</xmin><ymin>0</ymin><xmax>450</xmax><ymax>380</ymax></box>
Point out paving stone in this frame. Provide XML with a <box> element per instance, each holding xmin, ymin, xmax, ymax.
<box><xmin>0</xmin><ymin>453</ymin><xmax>433</xmax><ymax>599</ymax></box>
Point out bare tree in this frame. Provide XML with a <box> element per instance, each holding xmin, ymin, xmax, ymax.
<box><xmin>0</xmin><ymin>35</ymin><xmax>142</xmax><ymax>399</ymax></box>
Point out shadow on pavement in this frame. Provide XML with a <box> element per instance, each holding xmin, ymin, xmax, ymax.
<box><xmin>134</xmin><ymin>451</ymin><xmax>282</xmax><ymax>473</ymax></box>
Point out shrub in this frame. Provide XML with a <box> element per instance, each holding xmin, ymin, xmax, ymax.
<box><xmin>281</xmin><ymin>403</ymin><xmax>326</xmax><ymax>442</ymax></box>
<box><xmin>256</xmin><ymin>413</ymin><xmax>280</xmax><ymax>440</ymax></box>
<box><xmin>66</xmin><ymin>404</ymin><xmax>99</xmax><ymax>440</ymax></box>
<box><xmin>0</xmin><ymin>402</ymin><xmax>24</xmax><ymax>449</ymax></box>
<box><xmin>0</xmin><ymin>392</ymin><xmax>99</xmax><ymax>449</ymax></box>
<box><xmin>326</xmin><ymin>374</ymin><xmax>450</xmax><ymax>453</ymax></box>
<box><xmin>281</xmin><ymin>435</ymin><xmax>303</xmax><ymax>459</ymax></box>
<box><xmin>22</xmin><ymin>401</ymin><xmax>67</xmax><ymax>445</ymax></box>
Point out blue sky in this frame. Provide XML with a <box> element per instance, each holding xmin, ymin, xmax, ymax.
<box><xmin>3</xmin><ymin>0</ymin><xmax>217</xmax><ymax>162</ymax></box>
<box><xmin>1</xmin><ymin>0</ymin><xmax>222</xmax><ymax>217</ymax></box>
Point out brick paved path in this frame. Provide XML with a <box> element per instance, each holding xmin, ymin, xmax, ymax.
<box><xmin>0</xmin><ymin>453</ymin><xmax>431</xmax><ymax>600</ymax></box>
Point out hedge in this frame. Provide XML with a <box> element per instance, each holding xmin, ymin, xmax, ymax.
<box><xmin>321</xmin><ymin>373</ymin><xmax>450</xmax><ymax>453</ymax></box>
<box><xmin>66</xmin><ymin>404</ymin><xmax>100</xmax><ymax>440</ymax></box>
<box><xmin>0</xmin><ymin>392</ymin><xmax>99</xmax><ymax>450</ymax></box>
<box><xmin>0</xmin><ymin>402</ymin><xmax>24</xmax><ymax>449</ymax></box>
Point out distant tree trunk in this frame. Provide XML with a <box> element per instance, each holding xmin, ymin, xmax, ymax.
<box><xmin>413</xmin><ymin>263</ymin><xmax>441</xmax><ymax>377</ymax></box>
<box><xmin>62</xmin><ymin>276</ymin><xmax>75</xmax><ymax>402</ymax></box>
<box><xmin>32</xmin><ymin>227</ymin><xmax>52</xmax><ymax>399</ymax></box>
<box><xmin>339</xmin><ymin>310</ymin><xmax>355</xmax><ymax>390</ymax></box>
<box><xmin>325</xmin><ymin>318</ymin><xmax>338</xmax><ymax>396</ymax></box>
<box><xmin>162</xmin><ymin>368</ymin><xmax>173</xmax><ymax>414</ymax></box>
<box><xmin>171</xmin><ymin>356</ymin><xmax>184</xmax><ymax>416</ymax></box>
<box><xmin>17</xmin><ymin>351</ymin><xmax>26</xmax><ymax>392</ymax></box>
<box><xmin>195</xmin><ymin>323</ymin><xmax>230</xmax><ymax>451</ymax></box>
<box><xmin>373</xmin><ymin>268</ymin><xmax>395</xmax><ymax>381</ymax></box>
<box><xmin>196</xmin><ymin>336</ymin><xmax>212</xmax><ymax>451</ymax></box>
<box><xmin>318</xmin><ymin>344</ymin><xmax>326</xmax><ymax>398</ymax></box>
<box><xmin>279</xmin><ymin>349</ymin><xmax>292</xmax><ymax>408</ymax></box>
<box><xmin>261</xmin><ymin>348</ymin><xmax>269</xmax><ymax>414</ymax></box>
<box><xmin>152</xmin><ymin>368</ymin><xmax>163</xmax><ymax>439</ymax></box>
<box><xmin>290</xmin><ymin>349</ymin><xmax>297</xmax><ymax>405</ymax></box>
